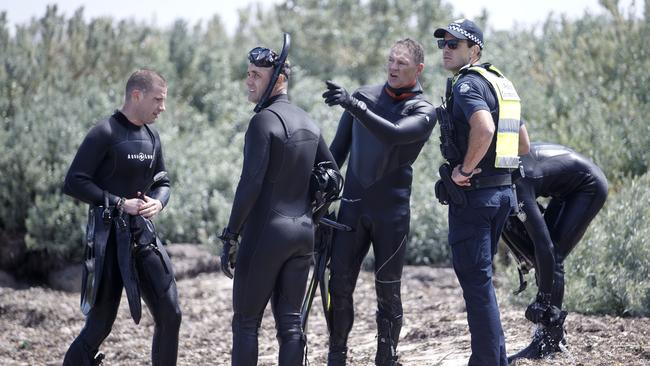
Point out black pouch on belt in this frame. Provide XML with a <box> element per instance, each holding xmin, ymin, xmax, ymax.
<box><xmin>437</xmin><ymin>163</ymin><xmax>467</xmax><ymax>207</ymax></box>
<box><xmin>434</xmin><ymin>180</ymin><xmax>450</xmax><ymax>205</ymax></box>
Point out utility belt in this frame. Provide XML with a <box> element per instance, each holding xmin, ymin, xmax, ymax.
<box><xmin>465</xmin><ymin>173</ymin><xmax>512</xmax><ymax>190</ymax></box>
<box><xmin>434</xmin><ymin>163</ymin><xmax>513</xmax><ymax>206</ymax></box>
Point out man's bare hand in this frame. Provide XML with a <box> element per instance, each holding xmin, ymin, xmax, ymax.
<box><xmin>138</xmin><ymin>195</ymin><xmax>163</xmax><ymax>219</ymax></box>
<box><xmin>451</xmin><ymin>164</ymin><xmax>481</xmax><ymax>187</ymax></box>
<box><xmin>122</xmin><ymin>198</ymin><xmax>145</xmax><ymax>215</ymax></box>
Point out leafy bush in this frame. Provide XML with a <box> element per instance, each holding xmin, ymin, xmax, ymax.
<box><xmin>491</xmin><ymin>6</ymin><xmax>650</xmax><ymax>179</ymax></box>
<box><xmin>562</xmin><ymin>171</ymin><xmax>650</xmax><ymax>316</ymax></box>
<box><xmin>407</xmin><ymin>142</ymin><xmax>450</xmax><ymax>265</ymax></box>
<box><xmin>0</xmin><ymin>1</ymin><xmax>648</xmax><ymax>317</ymax></box>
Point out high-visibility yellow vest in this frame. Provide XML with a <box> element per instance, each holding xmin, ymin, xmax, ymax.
<box><xmin>455</xmin><ymin>64</ymin><xmax>521</xmax><ymax>169</ymax></box>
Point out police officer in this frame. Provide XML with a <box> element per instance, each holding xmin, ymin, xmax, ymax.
<box><xmin>62</xmin><ymin>69</ymin><xmax>181</xmax><ymax>365</ymax></box>
<box><xmin>503</xmin><ymin>142</ymin><xmax>608</xmax><ymax>362</ymax></box>
<box><xmin>433</xmin><ymin>19</ymin><xmax>530</xmax><ymax>366</ymax></box>
<box><xmin>219</xmin><ymin>38</ymin><xmax>339</xmax><ymax>366</ymax></box>
<box><xmin>321</xmin><ymin>38</ymin><xmax>436</xmax><ymax>366</ymax></box>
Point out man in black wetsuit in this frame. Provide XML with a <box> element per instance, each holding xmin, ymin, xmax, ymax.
<box><xmin>321</xmin><ymin>38</ymin><xmax>435</xmax><ymax>366</ymax></box>
<box><xmin>503</xmin><ymin>142</ymin><xmax>608</xmax><ymax>363</ymax></box>
<box><xmin>218</xmin><ymin>41</ymin><xmax>339</xmax><ymax>366</ymax></box>
<box><xmin>62</xmin><ymin>69</ymin><xmax>181</xmax><ymax>366</ymax></box>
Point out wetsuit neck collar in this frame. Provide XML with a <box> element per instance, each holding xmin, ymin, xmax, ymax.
<box><xmin>258</xmin><ymin>93</ymin><xmax>288</xmax><ymax>110</ymax></box>
<box><xmin>384</xmin><ymin>81</ymin><xmax>422</xmax><ymax>101</ymax></box>
<box><xmin>113</xmin><ymin>110</ymin><xmax>142</xmax><ymax>130</ymax></box>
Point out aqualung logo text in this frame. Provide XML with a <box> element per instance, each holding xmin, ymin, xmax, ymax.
<box><xmin>127</xmin><ymin>153</ymin><xmax>153</xmax><ymax>161</ymax></box>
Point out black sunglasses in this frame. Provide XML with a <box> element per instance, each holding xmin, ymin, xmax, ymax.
<box><xmin>248</xmin><ymin>47</ymin><xmax>278</xmax><ymax>68</ymax></box>
<box><xmin>437</xmin><ymin>39</ymin><xmax>465</xmax><ymax>50</ymax></box>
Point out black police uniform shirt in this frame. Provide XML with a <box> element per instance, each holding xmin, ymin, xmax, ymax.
<box><xmin>64</xmin><ymin>111</ymin><xmax>171</xmax><ymax>207</ymax></box>
<box><xmin>451</xmin><ymin>72</ymin><xmax>503</xmax><ymax>177</ymax></box>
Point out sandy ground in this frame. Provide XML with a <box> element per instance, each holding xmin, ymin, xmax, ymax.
<box><xmin>1</xmin><ymin>266</ymin><xmax>649</xmax><ymax>365</ymax></box>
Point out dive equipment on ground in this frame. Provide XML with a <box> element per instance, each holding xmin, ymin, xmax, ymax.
<box><xmin>253</xmin><ymin>33</ymin><xmax>291</xmax><ymax>113</ymax></box>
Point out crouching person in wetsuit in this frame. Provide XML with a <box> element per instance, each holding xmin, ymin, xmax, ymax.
<box><xmin>218</xmin><ymin>34</ymin><xmax>340</xmax><ymax>366</ymax></box>
<box><xmin>433</xmin><ymin>19</ymin><xmax>530</xmax><ymax>366</ymax></box>
<box><xmin>321</xmin><ymin>38</ymin><xmax>435</xmax><ymax>366</ymax></box>
<box><xmin>503</xmin><ymin>142</ymin><xmax>608</xmax><ymax>363</ymax></box>
<box><xmin>62</xmin><ymin>69</ymin><xmax>181</xmax><ymax>365</ymax></box>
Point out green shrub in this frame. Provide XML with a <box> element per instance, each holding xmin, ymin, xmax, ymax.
<box><xmin>407</xmin><ymin>141</ymin><xmax>450</xmax><ymax>265</ymax></box>
<box><xmin>562</xmin><ymin>172</ymin><xmax>650</xmax><ymax>316</ymax></box>
<box><xmin>1</xmin><ymin>1</ymin><xmax>648</xmax><ymax>295</ymax></box>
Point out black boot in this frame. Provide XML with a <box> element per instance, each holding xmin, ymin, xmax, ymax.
<box><xmin>63</xmin><ymin>338</ymin><xmax>104</xmax><ymax>366</ymax></box>
<box><xmin>375</xmin><ymin>312</ymin><xmax>402</xmax><ymax>366</ymax></box>
<box><xmin>327</xmin><ymin>347</ymin><xmax>347</xmax><ymax>366</ymax></box>
<box><xmin>508</xmin><ymin>311</ymin><xmax>567</xmax><ymax>364</ymax></box>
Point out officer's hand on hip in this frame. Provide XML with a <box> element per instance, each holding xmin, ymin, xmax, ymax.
<box><xmin>451</xmin><ymin>164</ymin><xmax>481</xmax><ymax>186</ymax></box>
<box><xmin>322</xmin><ymin>80</ymin><xmax>356</xmax><ymax>110</ymax></box>
<box><xmin>218</xmin><ymin>228</ymin><xmax>239</xmax><ymax>279</ymax></box>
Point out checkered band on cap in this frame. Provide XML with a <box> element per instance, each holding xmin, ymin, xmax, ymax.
<box><xmin>448</xmin><ymin>23</ymin><xmax>483</xmax><ymax>48</ymax></box>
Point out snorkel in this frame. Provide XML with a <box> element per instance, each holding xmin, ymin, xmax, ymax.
<box><xmin>252</xmin><ymin>33</ymin><xmax>291</xmax><ymax>113</ymax></box>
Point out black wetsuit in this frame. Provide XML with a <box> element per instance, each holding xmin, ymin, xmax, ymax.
<box><xmin>327</xmin><ymin>82</ymin><xmax>435</xmax><ymax>365</ymax></box>
<box><xmin>226</xmin><ymin>94</ymin><xmax>338</xmax><ymax>366</ymax></box>
<box><xmin>504</xmin><ymin>142</ymin><xmax>608</xmax><ymax>308</ymax></box>
<box><xmin>62</xmin><ymin>111</ymin><xmax>181</xmax><ymax>366</ymax></box>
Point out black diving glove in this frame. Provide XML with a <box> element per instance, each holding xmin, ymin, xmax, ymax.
<box><xmin>218</xmin><ymin>228</ymin><xmax>239</xmax><ymax>279</ymax></box>
<box><xmin>322</xmin><ymin>80</ymin><xmax>367</xmax><ymax>113</ymax></box>
<box><xmin>525</xmin><ymin>292</ymin><xmax>561</xmax><ymax>326</ymax></box>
